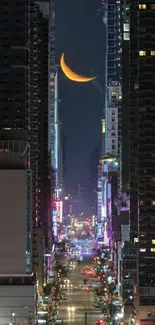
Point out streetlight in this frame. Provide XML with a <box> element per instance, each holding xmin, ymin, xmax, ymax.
<box><xmin>11</xmin><ymin>312</ymin><xmax>15</xmax><ymax>324</ymax></box>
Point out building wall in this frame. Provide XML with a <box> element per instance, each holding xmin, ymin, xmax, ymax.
<box><xmin>0</xmin><ymin>284</ymin><xmax>36</xmax><ymax>325</ymax></box>
<box><xmin>0</xmin><ymin>0</ymin><xmax>29</xmax><ymax>130</ymax></box>
<box><xmin>33</xmin><ymin>227</ymin><xmax>44</xmax><ymax>292</ymax></box>
<box><xmin>120</xmin><ymin>0</ymin><xmax>130</xmax><ymax>194</ymax></box>
<box><xmin>107</xmin><ymin>84</ymin><xmax>121</xmax><ymax>156</ymax></box>
<box><xmin>134</xmin><ymin>282</ymin><xmax>155</xmax><ymax>325</ymax></box>
<box><xmin>129</xmin><ymin>1</ymin><xmax>155</xmax><ymax>308</ymax></box>
<box><xmin>0</xmin><ymin>170</ymin><xmax>31</xmax><ymax>274</ymax></box>
<box><xmin>38</xmin><ymin>1</ymin><xmax>52</xmax><ymax>253</ymax></box>
<box><xmin>0</xmin><ymin>0</ymin><xmax>51</xmax><ymax>292</ymax></box>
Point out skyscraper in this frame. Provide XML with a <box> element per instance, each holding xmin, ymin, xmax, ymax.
<box><xmin>120</xmin><ymin>0</ymin><xmax>130</xmax><ymax>196</ymax></box>
<box><xmin>49</xmin><ymin>70</ymin><xmax>62</xmax><ymax>239</ymax></box>
<box><xmin>48</xmin><ymin>0</ymin><xmax>64</xmax><ymax>240</ymax></box>
<box><xmin>126</xmin><ymin>1</ymin><xmax>155</xmax><ymax>321</ymax></box>
<box><xmin>0</xmin><ymin>0</ymin><xmax>50</xmax><ymax>290</ymax></box>
<box><xmin>37</xmin><ymin>0</ymin><xmax>52</xmax><ymax>284</ymax></box>
<box><xmin>97</xmin><ymin>0</ymin><xmax>121</xmax><ymax>243</ymax></box>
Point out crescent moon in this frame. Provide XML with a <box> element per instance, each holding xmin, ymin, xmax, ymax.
<box><xmin>60</xmin><ymin>53</ymin><xmax>97</xmax><ymax>83</ymax></box>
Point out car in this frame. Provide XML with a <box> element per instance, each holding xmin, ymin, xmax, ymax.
<box><xmin>94</xmin><ymin>303</ymin><xmax>100</xmax><ymax>308</ymax></box>
<box><xmin>83</xmin><ymin>287</ymin><xmax>88</xmax><ymax>291</ymax></box>
<box><xmin>96</xmin><ymin>320</ymin><xmax>104</xmax><ymax>325</ymax></box>
<box><xmin>55</xmin><ymin>294</ymin><xmax>61</xmax><ymax>300</ymax></box>
<box><xmin>67</xmin><ymin>306</ymin><xmax>75</xmax><ymax>312</ymax></box>
<box><xmin>61</xmin><ymin>293</ymin><xmax>67</xmax><ymax>300</ymax></box>
<box><xmin>50</xmin><ymin>315</ymin><xmax>57</xmax><ymax>321</ymax></box>
<box><xmin>62</xmin><ymin>295</ymin><xmax>68</xmax><ymax>300</ymax></box>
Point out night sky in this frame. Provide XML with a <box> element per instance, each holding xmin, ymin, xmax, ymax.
<box><xmin>56</xmin><ymin>0</ymin><xmax>105</xmax><ymax>194</ymax></box>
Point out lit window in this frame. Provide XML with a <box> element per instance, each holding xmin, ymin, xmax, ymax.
<box><xmin>151</xmin><ymin>4</ymin><xmax>155</xmax><ymax>9</ymax></box>
<box><xmin>139</xmin><ymin>4</ymin><xmax>146</xmax><ymax>9</ymax></box>
<box><xmin>151</xmin><ymin>51</ymin><xmax>155</xmax><ymax>56</ymax></box>
<box><xmin>151</xmin><ymin>248</ymin><xmax>155</xmax><ymax>252</ymax></box>
<box><xmin>152</xmin><ymin>239</ymin><xmax>155</xmax><ymax>244</ymax></box>
<box><xmin>0</xmin><ymin>149</ymin><xmax>9</xmax><ymax>153</ymax></box>
<box><xmin>152</xmin><ymin>201</ymin><xmax>155</xmax><ymax>205</ymax></box>
<box><xmin>152</xmin><ymin>177</ymin><xmax>155</xmax><ymax>183</ymax></box>
<box><xmin>124</xmin><ymin>32</ymin><xmax>130</xmax><ymax>41</ymax></box>
<box><xmin>139</xmin><ymin>51</ymin><xmax>146</xmax><ymax>56</ymax></box>
<box><xmin>140</xmin><ymin>248</ymin><xmax>146</xmax><ymax>252</ymax></box>
<box><xmin>123</xmin><ymin>23</ymin><xmax>129</xmax><ymax>32</ymax></box>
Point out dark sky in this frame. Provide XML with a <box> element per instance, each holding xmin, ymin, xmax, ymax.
<box><xmin>56</xmin><ymin>0</ymin><xmax>105</xmax><ymax>194</ymax></box>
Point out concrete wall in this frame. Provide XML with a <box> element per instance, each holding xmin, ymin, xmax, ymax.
<box><xmin>0</xmin><ymin>285</ymin><xmax>36</xmax><ymax>325</ymax></box>
<box><xmin>0</xmin><ymin>170</ymin><xmax>27</xmax><ymax>273</ymax></box>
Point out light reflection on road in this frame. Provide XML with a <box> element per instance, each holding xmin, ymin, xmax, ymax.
<box><xmin>58</xmin><ymin>261</ymin><xmax>103</xmax><ymax>325</ymax></box>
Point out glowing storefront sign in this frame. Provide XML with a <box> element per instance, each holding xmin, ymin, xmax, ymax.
<box><xmin>103</xmin><ymin>222</ymin><xmax>109</xmax><ymax>246</ymax></box>
<box><xmin>97</xmin><ymin>223</ymin><xmax>102</xmax><ymax>238</ymax></box>
<box><xmin>60</xmin><ymin>200</ymin><xmax>63</xmax><ymax>223</ymax></box>
<box><xmin>53</xmin><ymin>200</ymin><xmax>58</xmax><ymax>237</ymax></box>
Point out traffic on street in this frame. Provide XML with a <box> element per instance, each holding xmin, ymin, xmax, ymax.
<box><xmin>37</xmin><ymin>222</ymin><xmax>124</xmax><ymax>325</ymax></box>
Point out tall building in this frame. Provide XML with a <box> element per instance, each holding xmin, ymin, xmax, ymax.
<box><xmin>89</xmin><ymin>148</ymin><xmax>99</xmax><ymax>216</ymax></box>
<box><xmin>37</xmin><ymin>0</ymin><xmax>52</xmax><ymax>284</ymax></box>
<box><xmin>48</xmin><ymin>0</ymin><xmax>64</xmax><ymax>240</ymax></box>
<box><xmin>0</xmin><ymin>0</ymin><xmax>50</xmax><ymax>290</ymax></box>
<box><xmin>103</xmin><ymin>0</ymin><xmax>121</xmax><ymax>157</ymax></box>
<box><xmin>49</xmin><ymin>68</ymin><xmax>64</xmax><ymax>240</ymax></box>
<box><xmin>120</xmin><ymin>0</ymin><xmax>130</xmax><ymax>196</ymax></box>
<box><xmin>128</xmin><ymin>1</ymin><xmax>155</xmax><ymax>321</ymax></box>
<box><xmin>97</xmin><ymin>0</ymin><xmax>121</xmax><ymax>244</ymax></box>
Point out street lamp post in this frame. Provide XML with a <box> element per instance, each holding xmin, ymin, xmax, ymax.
<box><xmin>11</xmin><ymin>312</ymin><xmax>16</xmax><ymax>325</ymax></box>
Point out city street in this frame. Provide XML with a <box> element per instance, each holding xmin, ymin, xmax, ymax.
<box><xmin>57</xmin><ymin>259</ymin><xmax>103</xmax><ymax>325</ymax></box>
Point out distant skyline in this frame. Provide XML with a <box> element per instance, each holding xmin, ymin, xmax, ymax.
<box><xmin>56</xmin><ymin>0</ymin><xmax>105</xmax><ymax>194</ymax></box>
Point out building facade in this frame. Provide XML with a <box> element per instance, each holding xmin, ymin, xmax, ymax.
<box><xmin>97</xmin><ymin>0</ymin><xmax>121</xmax><ymax>245</ymax></box>
<box><xmin>49</xmin><ymin>70</ymin><xmax>63</xmax><ymax>240</ymax></box>
<box><xmin>0</xmin><ymin>274</ymin><xmax>37</xmax><ymax>325</ymax></box>
<box><xmin>38</xmin><ymin>0</ymin><xmax>52</xmax><ymax>254</ymax></box>
<box><xmin>89</xmin><ymin>147</ymin><xmax>99</xmax><ymax>216</ymax></box>
<box><xmin>0</xmin><ymin>0</ymin><xmax>50</xmax><ymax>289</ymax></box>
<box><xmin>0</xmin><ymin>141</ymin><xmax>32</xmax><ymax>274</ymax></box>
<box><xmin>129</xmin><ymin>1</ymin><xmax>155</xmax><ymax>322</ymax></box>
<box><xmin>120</xmin><ymin>0</ymin><xmax>130</xmax><ymax>196</ymax></box>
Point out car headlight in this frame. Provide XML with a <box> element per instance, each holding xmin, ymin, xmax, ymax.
<box><xmin>67</xmin><ymin>306</ymin><xmax>71</xmax><ymax>312</ymax></box>
<box><xmin>71</xmin><ymin>306</ymin><xmax>75</xmax><ymax>311</ymax></box>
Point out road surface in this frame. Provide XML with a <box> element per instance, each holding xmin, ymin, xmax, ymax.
<box><xmin>57</xmin><ymin>259</ymin><xmax>103</xmax><ymax>325</ymax></box>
